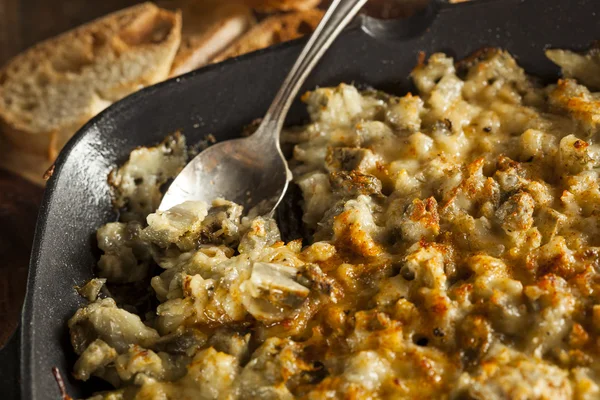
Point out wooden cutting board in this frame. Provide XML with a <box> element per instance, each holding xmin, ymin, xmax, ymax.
<box><xmin>0</xmin><ymin>0</ymin><xmax>429</xmax><ymax>348</ymax></box>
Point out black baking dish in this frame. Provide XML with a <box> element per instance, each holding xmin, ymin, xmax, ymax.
<box><xmin>11</xmin><ymin>0</ymin><xmax>600</xmax><ymax>398</ymax></box>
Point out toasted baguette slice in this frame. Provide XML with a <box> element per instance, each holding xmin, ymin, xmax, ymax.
<box><xmin>212</xmin><ymin>9</ymin><xmax>324</xmax><ymax>63</ymax></box>
<box><xmin>0</xmin><ymin>2</ymin><xmax>181</xmax><ymax>161</ymax></box>
<box><xmin>165</xmin><ymin>0</ymin><xmax>255</xmax><ymax>77</ymax></box>
<box><xmin>244</xmin><ymin>0</ymin><xmax>321</xmax><ymax>12</ymax></box>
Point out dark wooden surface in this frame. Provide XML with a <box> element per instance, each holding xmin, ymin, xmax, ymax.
<box><xmin>0</xmin><ymin>171</ymin><xmax>43</xmax><ymax>344</ymax></box>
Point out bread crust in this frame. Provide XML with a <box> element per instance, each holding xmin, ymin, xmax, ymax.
<box><xmin>212</xmin><ymin>9</ymin><xmax>323</xmax><ymax>63</ymax></box>
<box><xmin>244</xmin><ymin>0</ymin><xmax>321</xmax><ymax>12</ymax></box>
<box><xmin>166</xmin><ymin>1</ymin><xmax>255</xmax><ymax>77</ymax></box>
<box><xmin>0</xmin><ymin>2</ymin><xmax>181</xmax><ymax>159</ymax></box>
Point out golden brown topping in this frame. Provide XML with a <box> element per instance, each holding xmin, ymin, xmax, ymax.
<box><xmin>72</xmin><ymin>50</ymin><xmax>600</xmax><ymax>399</ymax></box>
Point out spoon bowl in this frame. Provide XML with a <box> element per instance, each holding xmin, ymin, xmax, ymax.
<box><xmin>159</xmin><ymin>125</ymin><xmax>290</xmax><ymax>212</ymax></box>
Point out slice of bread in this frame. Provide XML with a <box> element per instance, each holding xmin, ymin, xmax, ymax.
<box><xmin>0</xmin><ymin>2</ymin><xmax>181</xmax><ymax>163</ymax></box>
<box><xmin>165</xmin><ymin>0</ymin><xmax>255</xmax><ymax>77</ymax></box>
<box><xmin>212</xmin><ymin>9</ymin><xmax>324</xmax><ymax>63</ymax></box>
<box><xmin>244</xmin><ymin>0</ymin><xmax>321</xmax><ymax>12</ymax></box>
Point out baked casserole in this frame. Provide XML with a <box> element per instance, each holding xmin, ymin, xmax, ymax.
<box><xmin>69</xmin><ymin>49</ymin><xmax>600</xmax><ymax>399</ymax></box>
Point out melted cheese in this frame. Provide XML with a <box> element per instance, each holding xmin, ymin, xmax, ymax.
<box><xmin>73</xmin><ymin>50</ymin><xmax>600</xmax><ymax>399</ymax></box>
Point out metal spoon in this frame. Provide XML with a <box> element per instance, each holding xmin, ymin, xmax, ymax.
<box><xmin>159</xmin><ymin>0</ymin><xmax>368</xmax><ymax>213</ymax></box>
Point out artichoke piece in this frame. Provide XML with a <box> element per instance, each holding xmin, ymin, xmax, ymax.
<box><xmin>68</xmin><ymin>298</ymin><xmax>159</xmax><ymax>354</ymax></box>
<box><xmin>329</xmin><ymin>170</ymin><xmax>382</xmax><ymax>197</ymax></box>
<box><xmin>97</xmin><ymin>222</ymin><xmax>151</xmax><ymax>283</ymax></box>
<box><xmin>143</xmin><ymin>201</ymin><xmax>209</xmax><ymax>250</ymax></box>
<box><xmin>547</xmin><ymin>48</ymin><xmax>600</xmax><ymax>90</ymax></box>
<box><xmin>73</xmin><ymin>339</ymin><xmax>118</xmax><ymax>381</ymax></box>
<box><xmin>77</xmin><ymin>278</ymin><xmax>107</xmax><ymax>302</ymax></box>
<box><xmin>241</xmin><ymin>262</ymin><xmax>310</xmax><ymax>322</ymax></box>
<box><xmin>326</xmin><ymin>147</ymin><xmax>378</xmax><ymax>172</ymax></box>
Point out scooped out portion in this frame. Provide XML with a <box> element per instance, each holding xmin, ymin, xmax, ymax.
<box><xmin>70</xmin><ymin>49</ymin><xmax>600</xmax><ymax>399</ymax></box>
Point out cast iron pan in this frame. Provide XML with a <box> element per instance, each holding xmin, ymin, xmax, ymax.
<box><xmin>6</xmin><ymin>0</ymin><xmax>599</xmax><ymax>398</ymax></box>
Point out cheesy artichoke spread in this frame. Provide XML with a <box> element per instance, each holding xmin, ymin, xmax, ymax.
<box><xmin>70</xmin><ymin>49</ymin><xmax>600</xmax><ymax>400</ymax></box>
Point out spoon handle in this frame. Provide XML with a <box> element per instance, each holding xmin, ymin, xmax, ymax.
<box><xmin>260</xmin><ymin>0</ymin><xmax>369</xmax><ymax>134</ymax></box>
